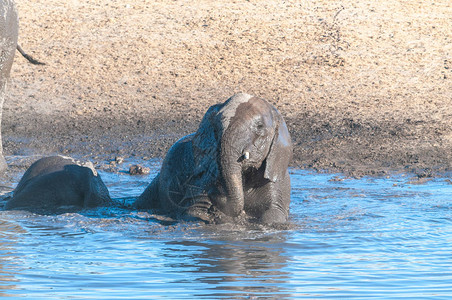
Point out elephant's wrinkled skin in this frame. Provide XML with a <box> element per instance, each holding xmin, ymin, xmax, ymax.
<box><xmin>0</xmin><ymin>0</ymin><xmax>18</xmax><ymax>172</ymax></box>
<box><xmin>135</xmin><ymin>93</ymin><xmax>293</xmax><ymax>224</ymax></box>
<box><xmin>5</xmin><ymin>156</ymin><xmax>112</xmax><ymax>212</ymax></box>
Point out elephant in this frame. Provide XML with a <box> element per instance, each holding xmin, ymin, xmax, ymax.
<box><xmin>135</xmin><ymin>93</ymin><xmax>293</xmax><ymax>225</ymax></box>
<box><xmin>5</xmin><ymin>156</ymin><xmax>112</xmax><ymax>212</ymax></box>
<box><xmin>0</xmin><ymin>0</ymin><xmax>18</xmax><ymax>172</ymax></box>
<box><xmin>0</xmin><ymin>1</ymin><xmax>44</xmax><ymax>173</ymax></box>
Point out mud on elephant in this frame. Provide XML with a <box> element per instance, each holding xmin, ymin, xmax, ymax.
<box><xmin>0</xmin><ymin>0</ymin><xmax>18</xmax><ymax>172</ymax></box>
<box><xmin>135</xmin><ymin>93</ymin><xmax>293</xmax><ymax>225</ymax></box>
<box><xmin>5</xmin><ymin>156</ymin><xmax>113</xmax><ymax>213</ymax></box>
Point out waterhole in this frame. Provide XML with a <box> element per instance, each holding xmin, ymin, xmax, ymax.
<box><xmin>0</xmin><ymin>156</ymin><xmax>451</xmax><ymax>299</ymax></box>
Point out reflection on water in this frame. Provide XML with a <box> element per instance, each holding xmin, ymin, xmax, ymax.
<box><xmin>0</xmin><ymin>156</ymin><xmax>451</xmax><ymax>299</ymax></box>
<box><xmin>0</xmin><ymin>219</ymin><xmax>25</xmax><ymax>297</ymax></box>
<box><xmin>161</xmin><ymin>230</ymin><xmax>292</xmax><ymax>298</ymax></box>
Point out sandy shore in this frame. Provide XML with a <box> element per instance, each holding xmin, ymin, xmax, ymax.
<box><xmin>3</xmin><ymin>0</ymin><xmax>451</xmax><ymax>176</ymax></box>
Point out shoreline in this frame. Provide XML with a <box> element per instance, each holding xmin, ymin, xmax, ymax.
<box><xmin>3</xmin><ymin>108</ymin><xmax>451</xmax><ymax>178</ymax></box>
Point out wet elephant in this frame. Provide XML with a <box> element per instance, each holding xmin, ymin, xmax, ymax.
<box><xmin>0</xmin><ymin>0</ymin><xmax>18</xmax><ymax>172</ymax></box>
<box><xmin>135</xmin><ymin>93</ymin><xmax>293</xmax><ymax>224</ymax></box>
<box><xmin>5</xmin><ymin>156</ymin><xmax>112</xmax><ymax>212</ymax></box>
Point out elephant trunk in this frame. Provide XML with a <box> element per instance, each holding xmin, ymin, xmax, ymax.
<box><xmin>218</xmin><ymin>132</ymin><xmax>245</xmax><ymax>217</ymax></box>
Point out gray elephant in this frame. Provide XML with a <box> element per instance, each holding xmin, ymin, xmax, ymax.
<box><xmin>135</xmin><ymin>93</ymin><xmax>293</xmax><ymax>224</ymax></box>
<box><xmin>0</xmin><ymin>0</ymin><xmax>18</xmax><ymax>172</ymax></box>
<box><xmin>5</xmin><ymin>156</ymin><xmax>112</xmax><ymax>212</ymax></box>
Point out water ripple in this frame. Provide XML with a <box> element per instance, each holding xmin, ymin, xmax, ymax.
<box><xmin>0</xmin><ymin>160</ymin><xmax>451</xmax><ymax>299</ymax></box>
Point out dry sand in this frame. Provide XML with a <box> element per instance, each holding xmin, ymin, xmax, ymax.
<box><xmin>3</xmin><ymin>0</ymin><xmax>452</xmax><ymax>176</ymax></box>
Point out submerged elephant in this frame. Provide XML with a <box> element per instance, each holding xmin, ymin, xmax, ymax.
<box><xmin>0</xmin><ymin>0</ymin><xmax>18</xmax><ymax>172</ymax></box>
<box><xmin>135</xmin><ymin>93</ymin><xmax>293</xmax><ymax>224</ymax></box>
<box><xmin>5</xmin><ymin>156</ymin><xmax>112</xmax><ymax>212</ymax></box>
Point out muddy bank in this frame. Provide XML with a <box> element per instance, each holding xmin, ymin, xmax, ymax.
<box><xmin>3</xmin><ymin>0</ymin><xmax>451</xmax><ymax>176</ymax></box>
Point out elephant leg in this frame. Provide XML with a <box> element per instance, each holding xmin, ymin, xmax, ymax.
<box><xmin>261</xmin><ymin>205</ymin><xmax>288</xmax><ymax>224</ymax></box>
<box><xmin>0</xmin><ymin>85</ymin><xmax>7</xmax><ymax>172</ymax></box>
<box><xmin>183</xmin><ymin>195</ymin><xmax>214</xmax><ymax>223</ymax></box>
<box><xmin>183</xmin><ymin>193</ymin><xmax>244</xmax><ymax>224</ymax></box>
<box><xmin>1</xmin><ymin>0</ymin><xmax>19</xmax><ymax>173</ymax></box>
<box><xmin>245</xmin><ymin>176</ymin><xmax>291</xmax><ymax>225</ymax></box>
<box><xmin>209</xmin><ymin>192</ymin><xmax>246</xmax><ymax>224</ymax></box>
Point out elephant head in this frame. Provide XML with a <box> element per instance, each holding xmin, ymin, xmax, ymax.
<box><xmin>198</xmin><ymin>93</ymin><xmax>293</xmax><ymax>218</ymax></box>
<box><xmin>136</xmin><ymin>93</ymin><xmax>292</xmax><ymax>224</ymax></box>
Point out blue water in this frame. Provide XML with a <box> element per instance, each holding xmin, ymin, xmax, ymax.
<box><xmin>0</xmin><ymin>156</ymin><xmax>451</xmax><ymax>299</ymax></box>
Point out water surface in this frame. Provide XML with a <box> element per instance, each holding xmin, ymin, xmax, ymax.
<box><xmin>0</xmin><ymin>156</ymin><xmax>451</xmax><ymax>299</ymax></box>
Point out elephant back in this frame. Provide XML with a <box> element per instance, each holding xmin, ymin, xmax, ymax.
<box><xmin>7</xmin><ymin>156</ymin><xmax>112</xmax><ymax>211</ymax></box>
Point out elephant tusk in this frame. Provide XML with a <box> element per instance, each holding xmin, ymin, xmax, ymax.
<box><xmin>244</xmin><ymin>152</ymin><xmax>250</xmax><ymax>160</ymax></box>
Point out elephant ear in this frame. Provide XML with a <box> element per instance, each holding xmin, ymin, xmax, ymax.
<box><xmin>192</xmin><ymin>104</ymin><xmax>221</xmax><ymax>156</ymax></box>
<box><xmin>191</xmin><ymin>104</ymin><xmax>222</xmax><ymax>181</ymax></box>
<box><xmin>264</xmin><ymin>109</ymin><xmax>293</xmax><ymax>182</ymax></box>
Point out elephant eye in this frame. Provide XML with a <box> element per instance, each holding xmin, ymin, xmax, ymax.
<box><xmin>254</xmin><ymin>122</ymin><xmax>266</xmax><ymax>136</ymax></box>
